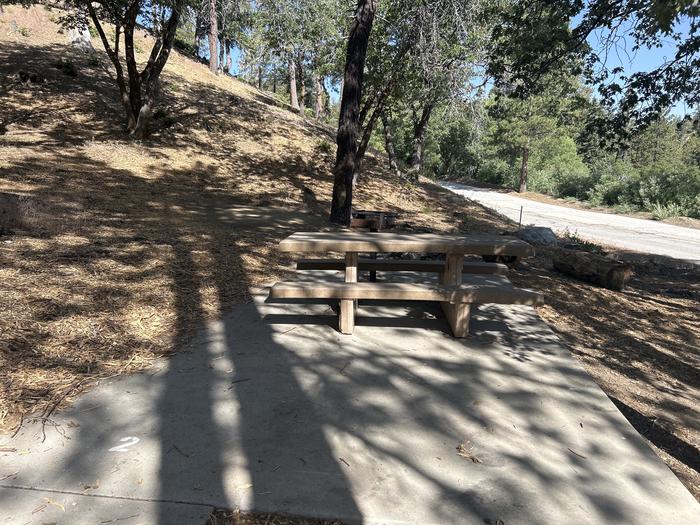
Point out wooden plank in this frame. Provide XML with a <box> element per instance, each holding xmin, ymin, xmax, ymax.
<box><xmin>440</xmin><ymin>253</ymin><xmax>465</xmax><ymax>336</ymax></box>
<box><xmin>269</xmin><ymin>279</ymin><xmax>544</xmax><ymax>306</ymax></box>
<box><xmin>443</xmin><ymin>303</ymin><xmax>471</xmax><ymax>338</ymax></box>
<box><xmin>279</xmin><ymin>232</ymin><xmax>535</xmax><ymax>257</ymax></box>
<box><xmin>339</xmin><ymin>252</ymin><xmax>358</xmax><ymax>335</ymax></box>
<box><xmin>296</xmin><ymin>258</ymin><xmax>509</xmax><ymax>274</ymax></box>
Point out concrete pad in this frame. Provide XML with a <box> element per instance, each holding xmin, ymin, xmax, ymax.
<box><xmin>1</xmin><ymin>293</ymin><xmax>698</xmax><ymax>524</ymax></box>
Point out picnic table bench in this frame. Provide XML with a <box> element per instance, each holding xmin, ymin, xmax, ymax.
<box><xmin>269</xmin><ymin>231</ymin><xmax>543</xmax><ymax>337</ymax></box>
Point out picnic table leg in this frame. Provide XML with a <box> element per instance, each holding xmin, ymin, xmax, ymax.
<box><xmin>339</xmin><ymin>252</ymin><xmax>358</xmax><ymax>334</ymax></box>
<box><xmin>441</xmin><ymin>253</ymin><xmax>470</xmax><ymax>337</ymax></box>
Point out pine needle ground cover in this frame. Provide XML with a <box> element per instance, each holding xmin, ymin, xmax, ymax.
<box><xmin>1</xmin><ymin>4</ymin><xmax>698</xmax><ymax>502</ymax></box>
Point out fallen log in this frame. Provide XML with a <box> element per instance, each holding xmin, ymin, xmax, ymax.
<box><xmin>552</xmin><ymin>248</ymin><xmax>633</xmax><ymax>291</ymax></box>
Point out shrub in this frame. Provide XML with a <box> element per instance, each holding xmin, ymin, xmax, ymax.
<box><xmin>317</xmin><ymin>139</ymin><xmax>334</xmax><ymax>155</ymax></box>
<box><xmin>529</xmin><ymin>136</ymin><xmax>591</xmax><ymax>198</ymax></box>
<box><xmin>651</xmin><ymin>201</ymin><xmax>687</xmax><ymax>219</ymax></box>
<box><xmin>476</xmin><ymin>157</ymin><xmax>511</xmax><ymax>185</ymax></box>
<box><xmin>588</xmin><ymin>158</ymin><xmax>641</xmax><ymax>208</ymax></box>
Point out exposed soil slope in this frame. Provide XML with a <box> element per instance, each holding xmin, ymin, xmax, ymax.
<box><xmin>1</xmin><ymin>5</ymin><xmax>698</xmax><ymax>501</ymax></box>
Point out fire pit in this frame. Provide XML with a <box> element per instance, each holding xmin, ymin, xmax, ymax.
<box><xmin>350</xmin><ymin>210</ymin><xmax>399</xmax><ymax>281</ymax></box>
<box><xmin>350</xmin><ymin>210</ymin><xmax>398</xmax><ymax>232</ymax></box>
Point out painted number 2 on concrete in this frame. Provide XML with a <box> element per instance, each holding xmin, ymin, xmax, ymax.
<box><xmin>108</xmin><ymin>436</ymin><xmax>140</xmax><ymax>452</ymax></box>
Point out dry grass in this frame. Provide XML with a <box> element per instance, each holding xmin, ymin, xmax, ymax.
<box><xmin>1</xmin><ymin>4</ymin><xmax>698</xmax><ymax>506</ymax></box>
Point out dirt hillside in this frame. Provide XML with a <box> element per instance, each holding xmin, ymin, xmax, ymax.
<box><xmin>1</xmin><ymin>5</ymin><xmax>698</xmax><ymax>500</ymax></box>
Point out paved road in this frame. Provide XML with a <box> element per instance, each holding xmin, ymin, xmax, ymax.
<box><xmin>441</xmin><ymin>181</ymin><xmax>700</xmax><ymax>264</ymax></box>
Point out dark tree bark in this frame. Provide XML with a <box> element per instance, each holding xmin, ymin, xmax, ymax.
<box><xmin>330</xmin><ymin>0</ymin><xmax>377</xmax><ymax>225</ymax></box>
<box><xmin>208</xmin><ymin>0</ymin><xmax>218</xmax><ymax>73</ymax></box>
<box><xmin>407</xmin><ymin>101</ymin><xmax>435</xmax><ymax>180</ymax></box>
<box><xmin>258</xmin><ymin>64</ymin><xmax>263</xmax><ymax>89</ymax></box>
<box><xmin>519</xmin><ymin>146</ymin><xmax>529</xmax><ymax>193</ymax></box>
<box><xmin>193</xmin><ymin>10</ymin><xmax>203</xmax><ymax>57</ymax></box>
<box><xmin>298</xmin><ymin>58</ymin><xmax>306</xmax><ymax>115</ymax></box>
<box><xmin>381</xmin><ymin>109</ymin><xmax>402</xmax><ymax>178</ymax></box>
<box><xmin>87</xmin><ymin>1</ymin><xmax>180</xmax><ymax>138</ymax></box>
<box><xmin>288</xmin><ymin>57</ymin><xmax>300</xmax><ymax>111</ymax></box>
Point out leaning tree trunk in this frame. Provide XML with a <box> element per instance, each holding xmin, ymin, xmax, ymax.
<box><xmin>407</xmin><ymin>101</ymin><xmax>434</xmax><ymax>181</ymax></box>
<box><xmin>288</xmin><ymin>57</ymin><xmax>300</xmax><ymax>111</ymax></box>
<box><xmin>330</xmin><ymin>0</ymin><xmax>378</xmax><ymax>225</ymax></box>
<box><xmin>208</xmin><ymin>0</ymin><xmax>218</xmax><ymax>73</ymax></box>
<box><xmin>519</xmin><ymin>146</ymin><xmax>529</xmax><ymax>193</ymax></box>
<box><xmin>381</xmin><ymin>109</ymin><xmax>402</xmax><ymax>178</ymax></box>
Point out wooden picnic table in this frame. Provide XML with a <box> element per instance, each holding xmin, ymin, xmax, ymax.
<box><xmin>272</xmin><ymin>231</ymin><xmax>540</xmax><ymax>337</ymax></box>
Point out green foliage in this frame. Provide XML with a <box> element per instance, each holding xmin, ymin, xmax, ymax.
<box><xmin>587</xmin><ymin>157</ymin><xmax>641</xmax><ymax>208</ymax></box>
<box><xmin>651</xmin><ymin>201</ymin><xmax>688</xmax><ymax>219</ymax></box>
<box><xmin>527</xmin><ymin>136</ymin><xmax>590</xmax><ymax>197</ymax></box>
<box><xmin>317</xmin><ymin>139</ymin><xmax>333</xmax><ymax>155</ymax></box>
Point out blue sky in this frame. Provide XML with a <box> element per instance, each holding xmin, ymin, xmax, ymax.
<box><xmin>586</xmin><ymin>15</ymin><xmax>695</xmax><ymax>116</ymax></box>
<box><xmin>205</xmin><ymin>10</ymin><xmax>695</xmax><ymax>116</ymax></box>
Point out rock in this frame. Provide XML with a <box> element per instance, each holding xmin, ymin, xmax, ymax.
<box><xmin>515</xmin><ymin>226</ymin><xmax>559</xmax><ymax>246</ymax></box>
<box><xmin>67</xmin><ymin>26</ymin><xmax>94</xmax><ymax>53</ymax></box>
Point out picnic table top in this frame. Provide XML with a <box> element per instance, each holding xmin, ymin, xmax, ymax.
<box><xmin>278</xmin><ymin>231</ymin><xmax>535</xmax><ymax>256</ymax></box>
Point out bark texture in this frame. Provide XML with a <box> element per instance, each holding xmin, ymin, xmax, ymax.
<box><xmin>407</xmin><ymin>102</ymin><xmax>434</xmax><ymax>180</ymax></box>
<box><xmin>381</xmin><ymin>110</ymin><xmax>402</xmax><ymax>178</ymax></box>
<box><xmin>298</xmin><ymin>58</ymin><xmax>306</xmax><ymax>115</ymax></box>
<box><xmin>330</xmin><ymin>0</ymin><xmax>377</xmax><ymax>225</ymax></box>
<box><xmin>87</xmin><ymin>1</ymin><xmax>180</xmax><ymax>138</ymax></box>
<box><xmin>314</xmin><ymin>74</ymin><xmax>324</xmax><ymax>120</ymax></box>
<box><xmin>208</xmin><ymin>0</ymin><xmax>218</xmax><ymax>73</ymax></box>
<box><xmin>519</xmin><ymin>147</ymin><xmax>529</xmax><ymax>193</ymax></box>
<box><xmin>289</xmin><ymin>58</ymin><xmax>300</xmax><ymax>111</ymax></box>
<box><xmin>552</xmin><ymin>249</ymin><xmax>633</xmax><ymax>290</ymax></box>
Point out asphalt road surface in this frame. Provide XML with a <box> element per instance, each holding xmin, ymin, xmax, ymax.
<box><xmin>440</xmin><ymin>181</ymin><xmax>700</xmax><ymax>264</ymax></box>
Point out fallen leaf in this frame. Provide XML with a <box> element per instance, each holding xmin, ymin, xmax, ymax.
<box><xmin>457</xmin><ymin>443</ymin><xmax>482</xmax><ymax>464</ymax></box>
<box><xmin>43</xmin><ymin>497</ymin><xmax>65</xmax><ymax>511</ymax></box>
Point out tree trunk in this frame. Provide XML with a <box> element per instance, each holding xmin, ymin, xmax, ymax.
<box><xmin>298</xmin><ymin>58</ymin><xmax>306</xmax><ymax>115</ymax></box>
<box><xmin>193</xmin><ymin>11</ymin><xmax>203</xmax><ymax>57</ymax></box>
<box><xmin>225</xmin><ymin>39</ymin><xmax>232</xmax><ymax>73</ymax></box>
<box><xmin>288</xmin><ymin>57</ymin><xmax>300</xmax><ymax>111</ymax></box>
<box><xmin>552</xmin><ymin>249</ymin><xmax>632</xmax><ymax>290</ymax></box>
<box><xmin>208</xmin><ymin>0</ymin><xmax>218</xmax><ymax>73</ymax></box>
<box><xmin>381</xmin><ymin>109</ymin><xmax>402</xmax><ymax>178</ymax></box>
<box><xmin>519</xmin><ymin>146</ymin><xmax>529</xmax><ymax>193</ymax></box>
<box><xmin>314</xmin><ymin>74</ymin><xmax>324</xmax><ymax>120</ymax></box>
<box><xmin>219</xmin><ymin>37</ymin><xmax>225</xmax><ymax>72</ymax></box>
<box><xmin>330</xmin><ymin>0</ymin><xmax>377</xmax><ymax>225</ymax></box>
<box><xmin>132</xmin><ymin>9</ymin><xmax>180</xmax><ymax>138</ymax></box>
<box><xmin>258</xmin><ymin>64</ymin><xmax>263</xmax><ymax>89</ymax></box>
<box><xmin>407</xmin><ymin>102</ymin><xmax>434</xmax><ymax>180</ymax></box>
